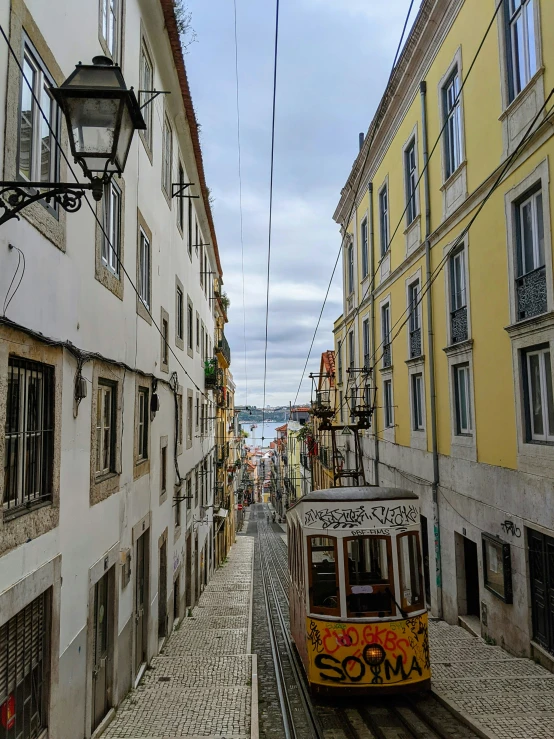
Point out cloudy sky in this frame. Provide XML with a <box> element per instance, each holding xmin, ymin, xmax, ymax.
<box><xmin>185</xmin><ymin>0</ymin><xmax>420</xmax><ymax>407</ymax></box>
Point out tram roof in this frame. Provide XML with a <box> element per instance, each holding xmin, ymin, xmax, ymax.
<box><xmin>295</xmin><ymin>487</ymin><xmax>418</xmax><ymax>503</ymax></box>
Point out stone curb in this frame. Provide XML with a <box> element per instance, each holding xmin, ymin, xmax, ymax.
<box><xmin>247</xmin><ymin>542</ymin><xmax>254</xmax><ymax>655</ymax></box>
<box><xmin>431</xmin><ymin>685</ymin><xmax>500</xmax><ymax>739</ymax></box>
<box><xmin>250</xmin><ymin>653</ymin><xmax>259</xmax><ymax>739</ymax></box>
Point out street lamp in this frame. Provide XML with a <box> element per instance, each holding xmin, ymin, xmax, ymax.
<box><xmin>0</xmin><ymin>56</ymin><xmax>145</xmax><ymax>225</ymax></box>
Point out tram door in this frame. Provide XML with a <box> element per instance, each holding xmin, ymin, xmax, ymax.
<box><xmin>92</xmin><ymin>570</ymin><xmax>111</xmax><ymax>732</ymax></box>
<box><xmin>135</xmin><ymin>531</ymin><xmax>149</xmax><ymax>674</ymax></box>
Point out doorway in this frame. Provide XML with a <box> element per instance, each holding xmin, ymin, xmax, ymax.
<box><xmin>92</xmin><ymin>569</ymin><xmax>113</xmax><ymax>733</ymax></box>
<box><xmin>195</xmin><ymin>534</ymin><xmax>200</xmax><ymax>605</ymax></box>
<box><xmin>464</xmin><ymin>537</ymin><xmax>480</xmax><ymax>616</ymax></box>
<box><xmin>135</xmin><ymin>530</ymin><xmax>149</xmax><ymax>678</ymax></box>
<box><xmin>420</xmin><ymin>515</ymin><xmax>431</xmax><ymax>606</ymax></box>
<box><xmin>158</xmin><ymin>540</ymin><xmax>167</xmax><ymax>645</ymax></box>
<box><xmin>173</xmin><ymin>575</ymin><xmax>180</xmax><ymax>623</ymax></box>
<box><xmin>185</xmin><ymin>532</ymin><xmax>192</xmax><ymax>610</ymax></box>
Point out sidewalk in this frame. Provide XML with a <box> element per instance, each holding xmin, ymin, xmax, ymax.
<box><xmin>429</xmin><ymin>619</ymin><xmax>554</xmax><ymax>739</ymax></box>
<box><xmin>103</xmin><ymin>536</ymin><xmax>255</xmax><ymax>739</ymax></box>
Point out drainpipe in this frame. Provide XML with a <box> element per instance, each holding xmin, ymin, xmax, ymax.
<box><xmin>420</xmin><ymin>80</ymin><xmax>442</xmax><ymax>618</ymax></box>
<box><xmin>368</xmin><ymin>182</ymin><xmax>379</xmax><ymax>486</ymax></box>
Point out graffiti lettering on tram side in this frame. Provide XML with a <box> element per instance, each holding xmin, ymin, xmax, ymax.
<box><xmin>351</xmin><ymin>528</ymin><xmax>391</xmax><ymax>536</ymax></box>
<box><xmin>304</xmin><ymin>504</ymin><xmax>418</xmax><ymax>530</ymax></box>
<box><xmin>305</xmin><ymin>614</ymin><xmax>431</xmax><ymax>686</ymax></box>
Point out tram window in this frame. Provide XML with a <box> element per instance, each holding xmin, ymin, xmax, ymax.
<box><xmin>344</xmin><ymin>536</ymin><xmax>394</xmax><ymax>616</ymax></box>
<box><xmin>308</xmin><ymin>536</ymin><xmax>340</xmax><ymax>615</ymax></box>
<box><xmin>397</xmin><ymin>532</ymin><xmax>424</xmax><ymax>612</ymax></box>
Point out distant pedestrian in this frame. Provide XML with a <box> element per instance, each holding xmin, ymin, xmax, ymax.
<box><xmin>272</xmin><ymin>512</ymin><xmax>276</xmax><ymax>524</ymax></box>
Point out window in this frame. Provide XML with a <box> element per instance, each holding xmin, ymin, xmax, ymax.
<box><xmin>177</xmin><ymin>162</ymin><xmax>185</xmax><ymax>232</ymax></box>
<box><xmin>347</xmin><ymin>243</ymin><xmax>354</xmax><ymax>294</ymax></box>
<box><xmin>348</xmin><ymin>331</ymin><xmax>355</xmax><ymax>370</ymax></box>
<box><xmin>515</xmin><ymin>189</ymin><xmax>546</xmax><ymax>320</ymax></box>
<box><xmin>505</xmin><ymin>0</ymin><xmax>537</xmax><ymax>101</ymax></box>
<box><xmin>187</xmin><ymin>199</ymin><xmax>193</xmax><ymax>257</ymax></box>
<box><xmin>174</xmin><ymin>493</ymin><xmax>181</xmax><ymax>528</ymax></box>
<box><xmin>187</xmin><ymin>394</ymin><xmax>193</xmax><ymax>445</ymax></box>
<box><xmin>162</xmin><ymin>116</ymin><xmax>172</xmax><ymax>196</ymax></box>
<box><xmin>523</xmin><ymin>347</ymin><xmax>554</xmax><ymax>443</ymax></box>
<box><xmin>195</xmin><ymin>396</ymin><xmax>199</xmax><ymax>430</ymax></box>
<box><xmin>139</xmin><ymin>43</ymin><xmax>154</xmax><ymax>149</ymax></box>
<box><xmin>162</xmin><ymin>317</ymin><xmax>169</xmax><ymax>367</ymax></box>
<box><xmin>362</xmin><ymin>318</ymin><xmax>370</xmax><ymax>369</ymax></box>
<box><xmin>384</xmin><ymin>379</ymin><xmax>393</xmax><ymax>428</ymax></box>
<box><xmin>102</xmin><ymin>181</ymin><xmax>121</xmax><ymax>276</ymax></box>
<box><xmin>138</xmin><ymin>387</ymin><xmax>149</xmax><ymax>460</ymax></box>
<box><xmin>196</xmin><ymin>314</ymin><xmax>200</xmax><ymax>351</ymax></box>
<box><xmin>4</xmin><ymin>357</ymin><xmax>54</xmax><ymax>513</ymax></box>
<box><xmin>201</xmin><ymin>325</ymin><xmax>205</xmax><ymax>362</ymax></box>
<box><xmin>186</xmin><ymin>475</ymin><xmax>192</xmax><ymax>511</ymax></box>
<box><xmin>361</xmin><ymin>218</ymin><xmax>368</xmax><ymax>278</ymax></box>
<box><xmin>176</xmin><ymin>287</ymin><xmax>184</xmax><ymax>341</ymax></box>
<box><xmin>96</xmin><ymin>382</ymin><xmax>116</xmax><ymax>476</ymax></box>
<box><xmin>482</xmin><ymin>534</ymin><xmax>513</xmax><ymax>603</ymax></box>
<box><xmin>350</xmin><ymin>387</ymin><xmax>356</xmax><ymax>423</ymax></box>
<box><xmin>454</xmin><ymin>364</ymin><xmax>472</xmax><ymax>435</ymax></box>
<box><xmin>408</xmin><ymin>280</ymin><xmax>421</xmax><ymax>358</ymax></box>
<box><xmin>161</xmin><ymin>443</ymin><xmax>167</xmax><ymax>495</ymax></box>
<box><xmin>194</xmin><ymin>468</ymin><xmax>199</xmax><ymax>507</ymax></box>
<box><xmin>199</xmin><ymin>244</ymin><xmax>204</xmax><ymax>288</ymax></box>
<box><xmin>339</xmin><ymin>390</ymin><xmax>344</xmax><ymax>423</ymax></box>
<box><xmin>337</xmin><ymin>344</ymin><xmax>342</xmax><ymax>384</ymax></box>
<box><xmin>382</xmin><ymin>303</ymin><xmax>391</xmax><ymax>367</ymax></box>
<box><xmin>195</xmin><ymin>220</ymin><xmax>199</xmax><ymax>254</ymax></box>
<box><xmin>177</xmin><ymin>393</ymin><xmax>183</xmax><ymax>448</ymax></box>
<box><xmin>138</xmin><ymin>228</ymin><xmax>151</xmax><ymax>309</ymax></box>
<box><xmin>18</xmin><ymin>45</ymin><xmax>58</xmax><ymax>185</ymax></box>
<box><xmin>187</xmin><ymin>301</ymin><xmax>193</xmax><ymax>352</ymax></box>
<box><xmin>412</xmin><ymin>373</ymin><xmax>424</xmax><ymax>430</ymax></box>
<box><xmin>450</xmin><ymin>249</ymin><xmax>468</xmax><ymax>343</ymax></box>
<box><xmin>379</xmin><ymin>186</ymin><xmax>389</xmax><ymax>256</ymax></box>
<box><xmin>443</xmin><ymin>71</ymin><xmax>462</xmax><ymax>179</ymax></box>
<box><xmin>397</xmin><ymin>533</ymin><xmax>424</xmax><ymax>612</ymax></box>
<box><xmin>344</xmin><ymin>536</ymin><xmax>393</xmax><ymax>616</ymax></box>
<box><xmin>405</xmin><ymin>140</ymin><xmax>418</xmax><ymax>225</ymax></box>
<box><xmin>100</xmin><ymin>0</ymin><xmax>121</xmax><ymax>60</ymax></box>
<box><xmin>204</xmin><ymin>254</ymin><xmax>208</xmax><ymax>296</ymax></box>
<box><xmin>308</xmin><ymin>536</ymin><xmax>339</xmax><ymax>615</ymax></box>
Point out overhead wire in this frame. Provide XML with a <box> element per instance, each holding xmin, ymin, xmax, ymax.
<box><xmin>0</xmin><ymin>22</ymin><xmax>214</xmax><ymax>407</ymax></box>
<box><xmin>2</xmin><ymin>244</ymin><xmax>26</xmax><ymax>316</ymax></box>
<box><xmin>233</xmin><ymin>0</ymin><xmax>249</xmax><ymax>409</ymax></box>
<box><xmin>261</xmin><ymin>0</ymin><xmax>280</xmax><ymax>445</ymax></box>
<box><xmin>292</xmin><ymin>0</ymin><xmax>418</xmax><ymax>407</ymax></box>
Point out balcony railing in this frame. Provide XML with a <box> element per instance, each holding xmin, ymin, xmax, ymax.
<box><xmin>204</xmin><ymin>358</ymin><xmax>218</xmax><ymax>388</ymax></box>
<box><xmin>516</xmin><ymin>266</ymin><xmax>547</xmax><ymax>321</ymax></box>
<box><xmin>450</xmin><ymin>306</ymin><xmax>468</xmax><ymax>344</ymax></box>
<box><xmin>383</xmin><ymin>342</ymin><xmax>392</xmax><ymax>368</ymax></box>
<box><xmin>216</xmin><ymin>333</ymin><xmax>231</xmax><ymax>366</ymax></box>
<box><xmin>409</xmin><ymin>327</ymin><xmax>422</xmax><ymax>358</ymax></box>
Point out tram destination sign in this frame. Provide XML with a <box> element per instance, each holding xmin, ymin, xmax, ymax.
<box><xmin>303</xmin><ymin>502</ymin><xmax>419</xmax><ymax>531</ymax></box>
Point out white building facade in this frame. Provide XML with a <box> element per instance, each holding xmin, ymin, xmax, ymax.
<box><xmin>0</xmin><ymin>1</ymin><xmax>226</xmax><ymax>737</ymax></box>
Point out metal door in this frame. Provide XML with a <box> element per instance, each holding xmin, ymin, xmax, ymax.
<box><xmin>463</xmin><ymin>537</ymin><xmax>480</xmax><ymax>616</ymax></box>
<box><xmin>92</xmin><ymin>571</ymin><xmax>110</xmax><ymax>732</ymax></box>
<box><xmin>158</xmin><ymin>541</ymin><xmax>167</xmax><ymax>641</ymax></box>
<box><xmin>195</xmin><ymin>535</ymin><xmax>200</xmax><ymax>605</ymax></box>
<box><xmin>135</xmin><ymin>531</ymin><xmax>148</xmax><ymax>674</ymax></box>
<box><xmin>528</xmin><ymin>529</ymin><xmax>554</xmax><ymax>652</ymax></box>
<box><xmin>185</xmin><ymin>533</ymin><xmax>192</xmax><ymax>609</ymax></box>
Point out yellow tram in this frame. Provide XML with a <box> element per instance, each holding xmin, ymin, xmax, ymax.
<box><xmin>287</xmin><ymin>487</ymin><xmax>431</xmax><ymax>694</ymax></box>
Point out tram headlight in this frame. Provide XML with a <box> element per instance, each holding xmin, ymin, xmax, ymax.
<box><xmin>363</xmin><ymin>643</ymin><xmax>386</xmax><ymax>667</ymax></box>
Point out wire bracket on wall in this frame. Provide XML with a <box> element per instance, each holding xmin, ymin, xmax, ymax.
<box><xmin>138</xmin><ymin>89</ymin><xmax>171</xmax><ymax>110</ymax></box>
<box><xmin>171</xmin><ymin>182</ymin><xmax>201</xmax><ymax>199</ymax></box>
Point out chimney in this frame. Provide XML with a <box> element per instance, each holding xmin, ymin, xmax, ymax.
<box><xmin>359</xmin><ymin>132</ymin><xmax>364</xmax><ymax>151</ymax></box>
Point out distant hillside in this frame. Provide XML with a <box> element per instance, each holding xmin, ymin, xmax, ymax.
<box><xmin>238</xmin><ymin>408</ymin><xmax>288</xmax><ymax>423</ymax></box>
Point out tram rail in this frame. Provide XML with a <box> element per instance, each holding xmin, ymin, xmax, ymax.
<box><xmin>257</xmin><ymin>504</ymin><xmax>481</xmax><ymax>739</ymax></box>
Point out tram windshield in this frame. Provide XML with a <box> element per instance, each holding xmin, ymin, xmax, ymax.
<box><xmin>344</xmin><ymin>536</ymin><xmax>394</xmax><ymax>616</ymax></box>
<box><xmin>397</xmin><ymin>532</ymin><xmax>424</xmax><ymax>612</ymax></box>
<box><xmin>308</xmin><ymin>536</ymin><xmax>339</xmax><ymax>614</ymax></box>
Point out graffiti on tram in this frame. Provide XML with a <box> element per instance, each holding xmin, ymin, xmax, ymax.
<box><xmin>305</xmin><ymin>613</ymin><xmax>431</xmax><ymax>686</ymax></box>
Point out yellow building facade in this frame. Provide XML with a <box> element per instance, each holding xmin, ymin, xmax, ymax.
<box><xmin>333</xmin><ymin>0</ymin><xmax>554</xmax><ymax>662</ymax></box>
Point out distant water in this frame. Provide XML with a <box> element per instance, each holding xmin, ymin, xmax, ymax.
<box><xmin>241</xmin><ymin>421</ymin><xmax>282</xmax><ymax>448</ymax></box>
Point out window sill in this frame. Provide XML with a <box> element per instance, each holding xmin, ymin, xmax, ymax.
<box><xmin>499</xmin><ymin>66</ymin><xmax>545</xmax><ymax>122</ymax></box>
<box><xmin>379</xmin><ymin>364</ymin><xmax>393</xmax><ymax>374</ymax></box>
<box><xmin>440</xmin><ymin>160</ymin><xmax>468</xmax><ymax>192</ymax></box>
<box><xmin>405</xmin><ymin>354</ymin><xmax>425</xmax><ymax>366</ymax></box>
<box><xmin>443</xmin><ymin>338</ymin><xmax>473</xmax><ymax>356</ymax></box>
<box><xmin>3</xmin><ymin>499</ymin><xmax>52</xmax><ymax>523</ymax></box>
<box><xmin>95</xmin><ymin>471</ymin><xmax>118</xmax><ymax>484</ymax></box>
<box><xmin>139</xmin><ymin>131</ymin><xmax>154</xmax><ymax>165</ymax></box>
<box><xmin>504</xmin><ymin>310</ymin><xmax>554</xmax><ymax>338</ymax></box>
<box><xmin>404</xmin><ymin>215</ymin><xmax>421</xmax><ymax>256</ymax></box>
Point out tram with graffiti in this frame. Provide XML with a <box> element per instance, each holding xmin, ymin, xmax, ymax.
<box><xmin>287</xmin><ymin>487</ymin><xmax>430</xmax><ymax>694</ymax></box>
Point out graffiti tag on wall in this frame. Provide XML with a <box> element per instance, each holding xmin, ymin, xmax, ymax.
<box><xmin>304</xmin><ymin>504</ymin><xmax>418</xmax><ymax>530</ymax></box>
<box><xmin>305</xmin><ymin>613</ymin><xmax>430</xmax><ymax>687</ymax></box>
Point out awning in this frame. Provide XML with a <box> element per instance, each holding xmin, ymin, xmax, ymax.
<box><xmin>214</xmin><ymin>508</ymin><xmax>228</xmax><ymax>518</ymax></box>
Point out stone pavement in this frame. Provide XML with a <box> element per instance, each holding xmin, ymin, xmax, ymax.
<box><xmin>103</xmin><ymin>535</ymin><xmax>255</xmax><ymax>739</ymax></box>
<box><xmin>429</xmin><ymin>619</ymin><xmax>554</xmax><ymax>739</ymax></box>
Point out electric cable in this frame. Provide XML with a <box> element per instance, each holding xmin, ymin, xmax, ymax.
<box><xmin>261</xmin><ymin>0</ymin><xmax>280</xmax><ymax>445</ymax></box>
<box><xmin>292</xmin><ymin>0</ymin><xmax>418</xmax><ymax>406</ymax></box>
<box><xmin>0</xmin><ymin>22</ymin><xmax>214</xmax><ymax>407</ymax></box>
<box><xmin>2</xmin><ymin>244</ymin><xmax>26</xmax><ymax>316</ymax></box>
<box><xmin>233</xmin><ymin>0</ymin><xmax>249</xmax><ymax>410</ymax></box>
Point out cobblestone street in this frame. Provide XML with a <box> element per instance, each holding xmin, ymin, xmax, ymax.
<box><xmin>103</xmin><ymin>533</ymin><xmax>255</xmax><ymax>739</ymax></box>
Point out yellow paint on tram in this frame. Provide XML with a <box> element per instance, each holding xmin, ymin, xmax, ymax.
<box><xmin>305</xmin><ymin>613</ymin><xmax>430</xmax><ymax>688</ymax></box>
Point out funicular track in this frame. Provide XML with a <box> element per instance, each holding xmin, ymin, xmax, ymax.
<box><xmin>256</xmin><ymin>504</ymin><xmax>481</xmax><ymax>739</ymax></box>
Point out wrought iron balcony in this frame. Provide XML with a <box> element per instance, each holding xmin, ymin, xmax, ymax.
<box><xmin>516</xmin><ymin>266</ymin><xmax>547</xmax><ymax>321</ymax></box>
<box><xmin>383</xmin><ymin>342</ymin><xmax>392</xmax><ymax>368</ymax></box>
<box><xmin>216</xmin><ymin>332</ymin><xmax>231</xmax><ymax>366</ymax></box>
<box><xmin>204</xmin><ymin>358</ymin><xmax>218</xmax><ymax>388</ymax></box>
<box><xmin>450</xmin><ymin>306</ymin><xmax>468</xmax><ymax>344</ymax></box>
<box><xmin>409</xmin><ymin>328</ymin><xmax>422</xmax><ymax>358</ymax></box>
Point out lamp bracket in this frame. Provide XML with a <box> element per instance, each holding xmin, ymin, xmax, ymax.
<box><xmin>0</xmin><ymin>181</ymin><xmax>93</xmax><ymax>226</ymax></box>
<box><xmin>138</xmin><ymin>89</ymin><xmax>171</xmax><ymax>110</ymax></box>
